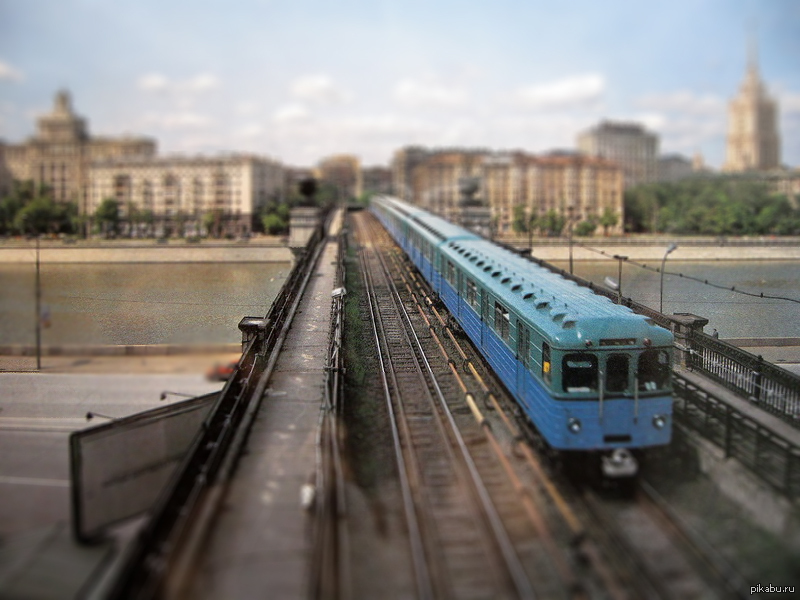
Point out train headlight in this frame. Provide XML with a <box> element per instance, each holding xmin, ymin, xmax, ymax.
<box><xmin>568</xmin><ymin>418</ymin><xmax>582</xmax><ymax>434</ymax></box>
<box><xmin>652</xmin><ymin>414</ymin><xmax>667</xmax><ymax>430</ymax></box>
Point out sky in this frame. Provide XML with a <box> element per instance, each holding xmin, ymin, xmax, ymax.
<box><xmin>1</xmin><ymin>0</ymin><xmax>798</xmax><ymax>168</ymax></box>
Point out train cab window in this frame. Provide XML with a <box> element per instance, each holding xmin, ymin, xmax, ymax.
<box><xmin>466</xmin><ymin>279</ymin><xmax>479</xmax><ymax>309</ymax></box>
<box><xmin>606</xmin><ymin>354</ymin><xmax>629</xmax><ymax>393</ymax></box>
<box><xmin>542</xmin><ymin>343</ymin><xmax>552</xmax><ymax>384</ymax></box>
<box><xmin>562</xmin><ymin>353</ymin><xmax>598</xmax><ymax>392</ymax></box>
<box><xmin>494</xmin><ymin>302</ymin><xmax>510</xmax><ymax>341</ymax></box>
<box><xmin>638</xmin><ymin>349</ymin><xmax>670</xmax><ymax>391</ymax></box>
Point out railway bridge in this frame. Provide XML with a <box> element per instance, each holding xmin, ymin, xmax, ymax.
<box><xmin>4</xmin><ymin>206</ymin><xmax>800</xmax><ymax>599</ymax></box>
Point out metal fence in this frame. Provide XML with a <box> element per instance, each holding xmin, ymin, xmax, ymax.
<box><xmin>689</xmin><ymin>332</ymin><xmax>800</xmax><ymax>426</ymax></box>
<box><xmin>673</xmin><ymin>374</ymin><xmax>800</xmax><ymax>499</ymax></box>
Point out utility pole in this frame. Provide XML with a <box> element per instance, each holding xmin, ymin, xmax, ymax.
<box><xmin>35</xmin><ymin>235</ymin><xmax>42</xmax><ymax>370</ymax></box>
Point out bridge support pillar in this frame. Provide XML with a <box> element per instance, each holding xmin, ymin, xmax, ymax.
<box><xmin>289</xmin><ymin>207</ymin><xmax>321</xmax><ymax>256</ymax></box>
<box><xmin>672</xmin><ymin>312</ymin><xmax>709</xmax><ymax>367</ymax></box>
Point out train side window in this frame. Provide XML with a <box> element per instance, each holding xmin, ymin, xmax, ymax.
<box><xmin>638</xmin><ymin>349</ymin><xmax>670</xmax><ymax>391</ymax></box>
<box><xmin>494</xmin><ymin>302</ymin><xmax>510</xmax><ymax>341</ymax></box>
<box><xmin>466</xmin><ymin>278</ymin><xmax>478</xmax><ymax>309</ymax></box>
<box><xmin>542</xmin><ymin>342</ymin><xmax>551</xmax><ymax>384</ymax></box>
<box><xmin>562</xmin><ymin>353</ymin><xmax>598</xmax><ymax>392</ymax></box>
<box><xmin>446</xmin><ymin>260</ymin><xmax>457</xmax><ymax>286</ymax></box>
<box><xmin>606</xmin><ymin>354</ymin><xmax>629</xmax><ymax>393</ymax></box>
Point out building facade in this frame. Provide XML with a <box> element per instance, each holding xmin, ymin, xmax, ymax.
<box><xmin>88</xmin><ymin>154</ymin><xmax>284</xmax><ymax>236</ymax></box>
<box><xmin>723</xmin><ymin>46</ymin><xmax>781</xmax><ymax>172</ymax></box>
<box><xmin>577</xmin><ymin>121</ymin><xmax>658</xmax><ymax>188</ymax></box>
<box><xmin>1</xmin><ymin>90</ymin><xmax>156</xmax><ymax>211</ymax></box>
<box><xmin>317</xmin><ymin>154</ymin><xmax>362</xmax><ymax>200</ymax></box>
<box><xmin>658</xmin><ymin>154</ymin><xmax>694</xmax><ymax>182</ymax></box>
<box><xmin>361</xmin><ymin>166</ymin><xmax>393</xmax><ymax>196</ymax></box>
<box><xmin>394</xmin><ymin>146</ymin><xmax>624</xmax><ymax>236</ymax></box>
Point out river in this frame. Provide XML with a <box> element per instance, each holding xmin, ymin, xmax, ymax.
<box><xmin>550</xmin><ymin>260</ymin><xmax>800</xmax><ymax>339</ymax></box>
<box><xmin>1</xmin><ymin>260</ymin><xmax>798</xmax><ymax>346</ymax></box>
<box><xmin>0</xmin><ymin>262</ymin><xmax>291</xmax><ymax>346</ymax></box>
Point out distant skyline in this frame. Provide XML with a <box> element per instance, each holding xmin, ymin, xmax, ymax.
<box><xmin>1</xmin><ymin>0</ymin><xmax>798</xmax><ymax>168</ymax></box>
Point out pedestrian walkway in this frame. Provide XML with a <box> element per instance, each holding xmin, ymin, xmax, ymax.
<box><xmin>676</xmin><ymin>366</ymin><xmax>800</xmax><ymax>445</ymax></box>
<box><xmin>185</xmin><ymin>212</ymin><xmax>342</xmax><ymax>599</ymax></box>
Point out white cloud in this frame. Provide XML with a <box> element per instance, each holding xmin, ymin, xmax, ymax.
<box><xmin>273</xmin><ymin>103</ymin><xmax>310</xmax><ymax>123</ymax></box>
<box><xmin>512</xmin><ymin>74</ymin><xmax>605</xmax><ymax>110</ymax></box>
<box><xmin>0</xmin><ymin>59</ymin><xmax>24</xmax><ymax>82</ymax></box>
<box><xmin>236</xmin><ymin>123</ymin><xmax>264</xmax><ymax>138</ymax></box>
<box><xmin>780</xmin><ymin>92</ymin><xmax>800</xmax><ymax>114</ymax></box>
<box><xmin>138</xmin><ymin>73</ymin><xmax>170</xmax><ymax>92</ymax></box>
<box><xmin>138</xmin><ymin>72</ymin><xmax>220</xmax><ymax>94</ymax></box>
<box><xmin>634</xmin><ymin>91</ymin><xmax>724</xmax><ymax>115</ymax></box>
<box><xmin>235</xmin><ymin>101</ymin><xmax>260</xmax><ymax>116</ymax></box>
<box><xmin>393</xmin><ymin>78</ymin><xmax>467</xmax><ymax>109</ymax></box>
<box><xmin>143</xmin><ymin>111</ymin><xmax>213</xmax><ymax>130</ymax></box>
<box><xmin>290</xmin><ymin>75</ymin><xmax>350</xmax><ymax>105</ymax></box>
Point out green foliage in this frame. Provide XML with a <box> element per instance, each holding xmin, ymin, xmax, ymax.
<box><xmin>625</xmin><ymin>177</ymin><xmax>800</xmax><ymax>235</ymax></box>
<box><xmin>94</xmin><ymin>198</ymin><xmax>120</xmax><ymax>237</ymax></box>
<box><xmin>599</xmin><ymin>207</ymin><xmax>618</xmax><ymax>235</ymax></box>
<box><xmin>574</xmin><ymin>218</ymin><xmax>597</xmax><ymax>236</ymax></box>
<box><xmin>262</xmin><ymin>213</ymin><xmax>286</xmax><ymax>235</ymax></box>
<box><xmin>0</xmin><ymin>181</ymin><xmax>77</xmax><ymax>235</ymax></box>
<box><xmin>511</xmin><ymin>204</ymin><xmax>528</xmax><ymax>234</ymax></box>
<box><xmin>539</xmin><ymin>210</ymin><xmax>566</xmax><ymax>237</ymax></box>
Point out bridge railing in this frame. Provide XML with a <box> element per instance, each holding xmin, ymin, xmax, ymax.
<box><xmin>688</xmin><ymin>332</ymin><xmax>800</xmax><ymax>425</ymax></box>
<box><xmin>673</xmin><ymin>373</ymin><xmax>800</xmax><ymax>499</ymax></box>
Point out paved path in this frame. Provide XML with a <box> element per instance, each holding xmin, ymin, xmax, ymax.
<box><xmin>186</xmin><ymin>213</ymin><xmax>342</xmax><ymax>599</ymax></box>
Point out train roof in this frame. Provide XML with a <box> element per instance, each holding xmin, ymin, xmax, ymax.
<box><xmin>376</xmin><ymin>195</ymin><xmax>672</xmax><ymax>347</ymax></box>
<box><xmin>373</xmin><ymin>195</ymin><xmax>480</xmax><ymax>244</ymax></box>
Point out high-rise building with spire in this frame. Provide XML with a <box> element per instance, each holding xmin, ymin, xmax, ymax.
<box><xmin>723</xmin><ymin>39</ymin><xmax>781</xmax><ymax>172</ymax></box>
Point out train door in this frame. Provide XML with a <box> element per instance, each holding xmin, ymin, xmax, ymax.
<box><xmin>516</xmin><ymin>321</ymin><xmax>531</xmax><ymax>395</ymax></box>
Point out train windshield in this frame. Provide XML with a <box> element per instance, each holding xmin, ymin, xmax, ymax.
<box><xmin>606</xmin><ymin>354</ymin><xmax>629</xmax><ymax>393</ymax></box>
<box><xmin>638</xmin><ymin>349</ymin><xmax>671</xmax><ymax>391</ymax></box>
<box><xmin>562</xmin><ymin>353</ymin><xmax>598</xmax><ymax>392</ymax></box>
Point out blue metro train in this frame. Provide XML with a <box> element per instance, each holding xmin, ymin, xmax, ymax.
<box><xmin>371</xmin><ymin>195</ymin><xmax>673</xmax><ymax>479</ymax></box>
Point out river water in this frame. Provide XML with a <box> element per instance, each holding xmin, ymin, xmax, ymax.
<box><xmin>1</xmin><ymin>260</ymin><xmax>798</xmax><ymax>346</ymax></box>
<box><xmin>550</xmin><ymin>260</ymin><xmax>800</xmax><ymax>339</ymax></box>
<box><xmin>1</xmin><ymin>262</ymin><xmax>291</xmax><ymax>346</ymax></box>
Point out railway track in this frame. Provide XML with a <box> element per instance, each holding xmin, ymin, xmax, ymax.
<box><xmin>344</xmin><ymin>209</ymin><xmax>755</xmax><ymax>599</ymax></box>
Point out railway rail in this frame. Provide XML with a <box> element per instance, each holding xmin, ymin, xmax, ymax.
<box><xmin>349</xmin><ymin>209</ymin><xmax>760</xmax><ymax>599</ymax></box>
<box><xmin>356</xmin><ymin>212</ymin><xmax>539</xmax><ymax>598</ymax></box>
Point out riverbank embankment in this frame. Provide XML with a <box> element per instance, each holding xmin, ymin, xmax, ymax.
<box><xmin>0</xmin><ymin>239</ymin><xmax>294</xmax><ymax>263</ymax></box>
<box><xmin>506</xmin><ymin>239</ymin><xmax>800</xmax><ymax>262</ymax></box>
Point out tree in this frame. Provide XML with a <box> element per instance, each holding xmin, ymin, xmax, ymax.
<box><xmin>95</xmin><ymin>198</ymin><xmax>120</xmax><ymax>238</ymax></box>
<box><xmin>574</xmin><ymin>218</ymin><xmax>597</xmax><ymax>237</ymax></box>
<box><xmin>540</xmin><ymin>210</ymin><xmax>566</xmax><ymax>237</ymax></box>
<box><xmin>599</xmin><ymin>207</ymin><xmax>618</xmax><ymax>236</ymax></box>
<box><xmin>511</xmin><ymin>204</ymin><xmax>529</xmax><ymax>234</ymax></box>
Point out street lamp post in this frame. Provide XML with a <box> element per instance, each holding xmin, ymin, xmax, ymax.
<box><xmin>35</xmin><ymin>235</ymin><xmax>41</xmax><ymax>371</ymax></box>
<box><xmin>613</xmin><ymin>254</ymin><xmax>627</xmax><ymax>304</ymax></box>
<box><xmin>567</xmin><ymin>205</ymin><xmax>575</xmax><ymax>275</ymax></box>
<box><xmin>659</xmin><ymin>243</ymin><xmax>678</xmax><ymax>314</ymax></box>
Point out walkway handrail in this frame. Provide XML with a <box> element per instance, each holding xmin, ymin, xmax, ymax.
<box><xmin>673</xmin><ymin>373</ymin><xmax>800</xmax><ymax>500</ymax></box>
<box><xmin>689</xmin><ymin>332</ymin><xmax>800</xmax><ymax>426</ymax></box>
<box><xmin>310</xmin><ymin>215</ymin><xmax>349</xmax><ymax>598</ymax></box>
<box><xmin>108</xmin><ymin>208</ymin><xmax>332</xmax><ymax>599</ymax></box>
